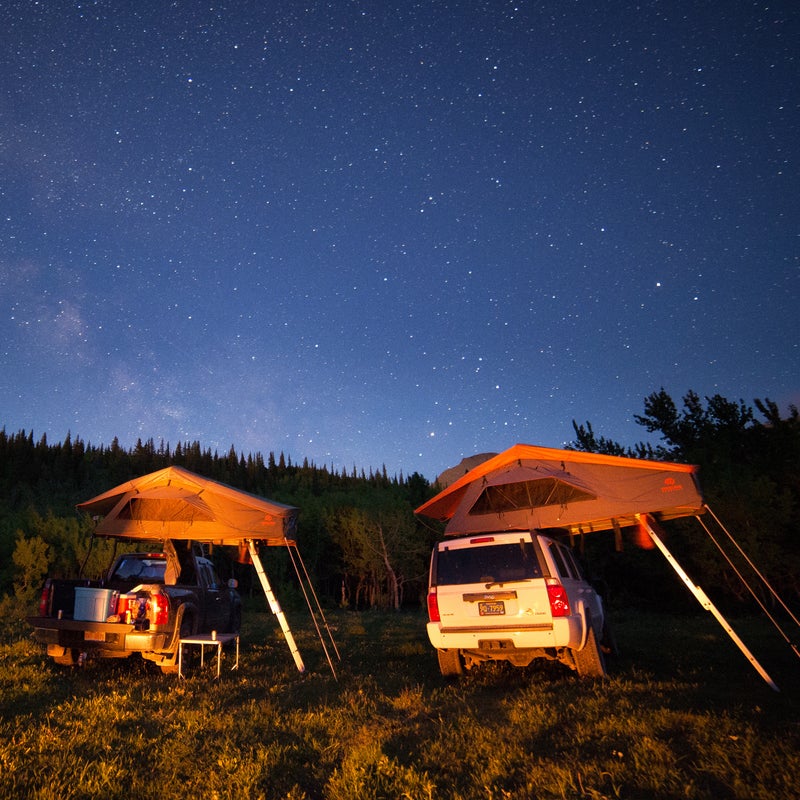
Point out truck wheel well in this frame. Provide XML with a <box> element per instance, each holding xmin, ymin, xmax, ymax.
<box><xmin>178</xmin><ymin>605</ymin><xmax>198</xmax><ymax>637</ymax></box>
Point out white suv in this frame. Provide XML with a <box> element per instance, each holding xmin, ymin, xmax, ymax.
<box><xmin>426</xmin><ymin>531</ymin><xmax>610</xmax><ymax>677</ymax></box>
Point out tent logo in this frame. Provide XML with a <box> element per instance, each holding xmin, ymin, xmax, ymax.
<box><xmin>661</xmin><ymin>477</ymin><xmax>683</xmax><ymax>493</ymax></box>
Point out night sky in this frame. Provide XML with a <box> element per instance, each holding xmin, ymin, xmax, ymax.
<box><xmin>2</xmin><ymin>1</ymin><xmax>798</xmax><ymax>481</ymax></box>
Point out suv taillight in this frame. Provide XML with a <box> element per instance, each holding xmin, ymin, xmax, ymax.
<box><xmin>147</xmin><ymin>593</ymin><xmax>169</xmax><ymax>626</ymax></box>
<box><xmin>545</xmin><ymin>578</ymin><xmax>571</xmax><ymax>617</ymax></box>
<box><xmin>38</xmin><ymin>580</ymin><xmax>52</xmax><ymax>616</ymax></box>
<box><xmin>427</xmin><ymin>589</ymin><xmax>441</xmax><ymax>623</ymax></box>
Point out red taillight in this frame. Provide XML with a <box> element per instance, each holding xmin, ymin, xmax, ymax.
<box><xmin>469</xmin><ymin>536</ymin><xmax>495</xmax><ymax>544</ymax></box>
<box><xmin>147</xmin><ymin>593</ymin><xmax>169</xmax><ymax>626</ymax></box>
<box><xmin>39</xmin><ymin>580</ymin><xmax>52</xmax><ymax>616</ymax></box>
<box><xmin>427</xmin><ymin>589</ymin><xmax>440</xmax><ymax>622</ymax></box>
<box><xmin>546</xmin><ymin>578</ymin><xmax>571</xmax><ymax>617</ymax></box>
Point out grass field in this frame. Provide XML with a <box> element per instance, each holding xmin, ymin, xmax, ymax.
<box><xmin>1</xmin><ymin>607</ymin><xmax>798</xmax><ymax>799</ymax></box>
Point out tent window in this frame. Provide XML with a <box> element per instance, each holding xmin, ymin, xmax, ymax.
<box><xmin>469</xmin><ymin>478</ymin><xmax>595</xmax><ymax>516</ymax></box>
<box><xmin>118</xmin><ymin>498</ymin><xmax>214</xmax><ymax>522</ymax></box>
<box><xmin>118</xmin><ymin>497</ymin><xmax>213</xmax><ymax>522</ymax></box>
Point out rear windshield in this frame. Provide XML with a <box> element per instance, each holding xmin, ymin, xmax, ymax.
<box><xmin>111</xmin><ymin>557</ymin><xmax>166</xmax><ymax>583</ymax></box>
<box><xmin>436</xmin><ymin>541</ymin><xmax>542</xmax><ymax>586</ymax></box>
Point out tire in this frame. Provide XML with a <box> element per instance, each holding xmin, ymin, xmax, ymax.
<box><xmin>159</xmin><ymin>608</ymin><xmax>196</xmax><ymax>674</ymax></box>
<box><xmin>437</xmin><ymin>648</ymin><xmax>464</xmax><ymax>677</ymax></box>
<box><xmin>573</xmin><ymin>619</ymin><xmax>607</xmax><ymax>678</ymax></box>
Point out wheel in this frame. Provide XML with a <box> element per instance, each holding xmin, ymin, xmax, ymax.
<box><xmin>437</xmin><ymin>648</ymin><xmax>464</xmax><ymax>677</ymax></box>
<box><xmin>159</xmin><ymin>609</ymin><xmax>196</xmax><ymax>674</ymax></box>
<box><xmin>573</xmin><ymin>620</ymin><xmax>607</xmax><ymax>678</ymax></box>
<box><xmin>179</xmin><ymin>611</ymin><xmax>196</xmax><ymax>638</ymax></box>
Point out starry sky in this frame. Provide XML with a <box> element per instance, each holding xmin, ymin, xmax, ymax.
<box><xmin>2</xmin><ymin>1</ymin><xmax>798</xmax><ymax>481</ymax></box>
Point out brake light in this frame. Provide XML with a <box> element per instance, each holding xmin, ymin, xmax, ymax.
<box><xmin>38</xmin><ymin>580</ymin><xmax>52</xmax><ymax>616</ymax></box>
<box><xmin>546</xmin><ymin>578</ymin><xmax>571</xmax><ymax>617</ymax></box>
<box><xmin>147</xmin><ymin>593</ymin><xmax>170</xmax><ymax>626</ymax></box>
<box><xmin>469</xmin><ymin>536</ymin><xmax>495</xmax><ymax>544</ymax></box>
<box><xmin>427</xmin><ymin>589</ymin><xmax>441</xmax><ymax>622</ymax></box>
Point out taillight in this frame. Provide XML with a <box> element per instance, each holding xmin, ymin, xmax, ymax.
<box><xmin>39</xmin><ymin>580</ymin><xmax>52</xmax><ymax>616</ymax></box>
<box><xmin>427</xmin><ymin>589</ymin><xmax>440</xmax><ymax>622</ymax></box>
<box><xmin>147</xmin><ymin>593</ymin><xmax>169</xmax><ymax>626</ymax></box>
<box><xmin>546</xmin><ymin>578</ymin><xmax>571</xmax><ymax>617</ymax></box>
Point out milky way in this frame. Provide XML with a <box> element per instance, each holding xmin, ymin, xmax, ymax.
<box><xmin>2</xmin><ymin>1</ymin><xmax>797</xmax><ymax>480</ymax></box>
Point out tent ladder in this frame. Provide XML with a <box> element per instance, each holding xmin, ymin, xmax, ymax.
<box><xmin>247</xmin><ymin>539</ymin><xmax>305</xmax><ymax>674</ymax></box>
<box><xmin>285</xmin><ymin>540</ymin><xmax>341</xmax><ymax>680</ymax></box>
<box><xmin>638</xmin><ymin>515</ymin><xmax>779</xmax><ymax>692</ymax></box>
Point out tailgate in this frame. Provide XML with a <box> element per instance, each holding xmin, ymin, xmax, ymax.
<box><xmin>436</xmin><ymin>580</ymin><xmax>553</xmax><ymax>629</ymax></box>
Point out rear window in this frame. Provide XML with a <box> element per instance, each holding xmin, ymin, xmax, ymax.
<box><xmin>436</xmin><ymin>541</ymin><xmax>543</xmax><ymax>586</ymax></box>
<box><xmin>112</xmin><ymin>557</ymin><xmax>166</xmax><ymax>583</ymax></box>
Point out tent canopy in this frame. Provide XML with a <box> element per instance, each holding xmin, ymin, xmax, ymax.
<box><xmin>415</xmin><ymin>444</ymin><xmax>704</xmax><ymax>536</ymax></box>
<box><xmin>77</xmin><ymin>465</ymin><xmax>298</xmax><ymax>545</ymax></box>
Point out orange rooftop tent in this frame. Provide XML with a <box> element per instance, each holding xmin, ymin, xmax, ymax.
<box><xmin>415</xmin><ymin>443</ymin><xmax>704</xmax><ymax>536</ymax></box>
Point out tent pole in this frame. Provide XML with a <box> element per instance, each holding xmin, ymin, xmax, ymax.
<box><xmin>638</xmin><ymin>515</ymin><xmax>778</xmax><ymax>692</ymax></box>
<box><xmin>284</xmin><ymin>540</ymin><xmax>340</xmax><ymax>680</ymax></box>
<box><xmin>248</xmin><ymin>539</ymin><xmax>305</xmax><ymax>674</ymax></box>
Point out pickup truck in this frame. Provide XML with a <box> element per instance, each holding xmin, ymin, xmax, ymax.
<box><xmin>27</xmin><ymin>539</ymin><xmax>241</xmax><ymax>673</ymax></box>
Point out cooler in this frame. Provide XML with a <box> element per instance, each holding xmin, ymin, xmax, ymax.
<box><xmin>74</xmin><ymin>587</ymin><xmax>117</xmax><ymax>622</ymax></box>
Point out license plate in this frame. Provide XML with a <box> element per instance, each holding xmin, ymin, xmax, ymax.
<box><xmin>84</xmin><ymin>631</ymin><xmax>105</xmax><ymax>642</ymax></box>
<box><xmin>478</xmin><ymin>601</ymin><xmax>505</xmax><ymax>616</ymax></box>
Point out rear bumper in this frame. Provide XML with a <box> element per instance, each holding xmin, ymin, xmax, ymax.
<box><xmin>427</xmin><ymin>615</ymin><xmax>582</xmax><ymax>650</ymax></box>
<box><xmin>27</xmin><ymin>616</ymin><xmax>170</xmax><ymax>654</ymax></box>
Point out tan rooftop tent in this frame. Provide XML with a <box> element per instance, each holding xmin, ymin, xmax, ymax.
<box><xmin>77</xmin><ymin>465</ymin><xmax>299</xmax><ymax>545</ymax></box>
<box><xmin>78</xmin><ymin>466</ymin><xmax>338</xmax><ymax>677</ymax></box>
<box><xmin>415</xmin><ymin>443</ymin><xmax>704</xmax><ymax>536</ymax></box>
<box><xmin>416</xmin><ymin>444</ymin><xmax>788</xmax><ymax>691</ymax></box>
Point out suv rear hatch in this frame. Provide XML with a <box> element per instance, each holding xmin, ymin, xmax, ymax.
<box><xmin>431</xmin><ymin>533</ymin><xmax>554</xmax><ymax>631</ymax></box>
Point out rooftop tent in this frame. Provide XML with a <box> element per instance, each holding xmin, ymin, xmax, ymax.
<box><xmin>416</xmin><ymin>443</ymin><xmax>704</xmax><ymax>535</ymax></box>
<box><xmin>77</xmin><ymin>465</ymin><xmax>299</xmax><ymax>545</ymax></box>
<box><xmin>77</xmin><ymin>466</ymin><xmax>339</xmax><ymax>677</ymax></box>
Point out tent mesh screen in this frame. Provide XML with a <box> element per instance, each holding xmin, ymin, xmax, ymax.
<box><xmin>469</xmin><ymin>477</ymin><xmax>596</xmax><ymax>515</ymax></box>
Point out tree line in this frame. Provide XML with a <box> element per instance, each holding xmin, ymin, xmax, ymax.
<box><xmin>1</xmin><ymin>388</ymin><xmax>798</xmax><ymax>623</ymax></box>
<box><xmin>571</xmin><ymin>391</ymin><xmax>800</xmax><ymax>610</ymax></box>
<box><xmin>0</xmin><ymin>430</ymin><xmax>435</xmax><ymax>619</ymax></box>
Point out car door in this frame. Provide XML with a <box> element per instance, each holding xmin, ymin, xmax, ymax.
<box><xmin>197</xmin><ymin>560</ymin><xmax>231</xmax><ymax>631</ymax></box>
<box><xmin>545</xmin><ymin>540</ymin><xmax>604</xmax><ymax>630</ymax></box>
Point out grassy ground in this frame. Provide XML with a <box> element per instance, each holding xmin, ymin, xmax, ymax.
<box><xmin>1</xmin><ymin>607</ymin><xmax>798</xmax><ymax>799</ymax></box>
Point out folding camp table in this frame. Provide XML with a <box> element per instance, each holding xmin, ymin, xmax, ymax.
<box><xmin>178</xmin><ymin>633</ymin><xmax>239</xmax><ymax>679</ymax></box>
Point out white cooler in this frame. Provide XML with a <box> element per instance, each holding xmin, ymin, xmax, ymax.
<box><xmin>74</xmin><ymin>587</ymin><xmax>117</xmax><ymax>622</ymax></box>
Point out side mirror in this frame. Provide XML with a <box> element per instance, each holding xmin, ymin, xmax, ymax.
<box><xmin>228</xmin><ymin>578</ymin><xmax>238</xmax><ymax>590</ymax></box>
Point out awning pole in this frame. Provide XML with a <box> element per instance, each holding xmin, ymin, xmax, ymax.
<box><xmin>638</xmin><ymin>515</ymin><xmax>779</xmax><ymax>692</ymax></box>
<box><xmin>248</xmin><ymin>539</ymin><xmax>305</xmax><ymax>674</ymax></box>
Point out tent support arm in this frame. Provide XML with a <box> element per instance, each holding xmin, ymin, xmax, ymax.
<box><xmin>248</xmin><ymin>540</ymin><xmax>305</xmax><ymax>674</ymax></box>
<box><xmin>638</xmin><ymin>515</ymin><xmax>779</xmax><ymax>692</ymax></box>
